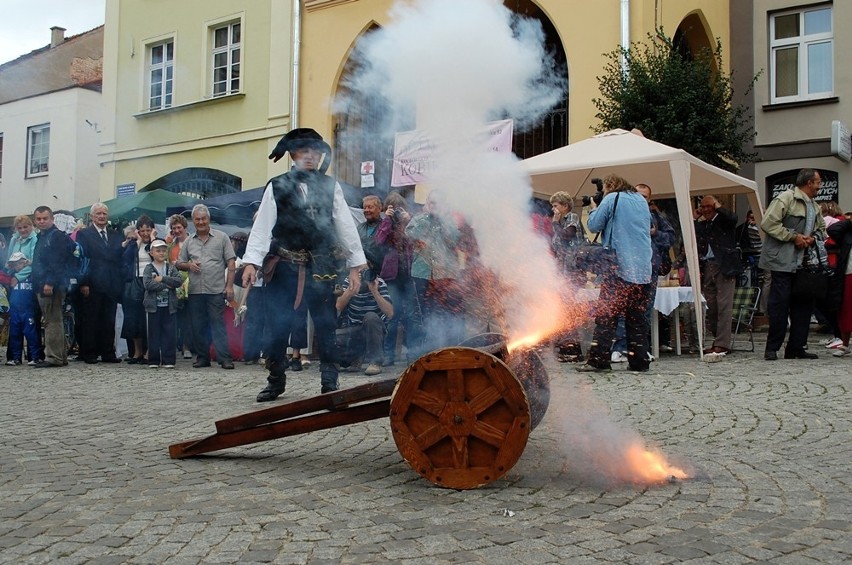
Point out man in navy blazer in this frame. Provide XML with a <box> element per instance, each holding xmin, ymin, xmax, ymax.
<box><xmin>75</xmin><ymin>203</ymin><xmax>125</xmax><ymax>363</ymax></box>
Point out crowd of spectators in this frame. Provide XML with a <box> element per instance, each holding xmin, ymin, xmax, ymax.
<box><xmin>3</xmin><ymin>167</ymin><xmax>851</xmax><ymax>389</ymax></box>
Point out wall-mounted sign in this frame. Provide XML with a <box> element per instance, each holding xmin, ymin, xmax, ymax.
<box><xmin>831</xmin><ymin>120</ymin><xmax>851</xmax><ymax>163</ymax></box>
<box><xmin>116</xmin><ymin>183</ymin><xmax>136</xmax><ymax>198</ymax></box>
<box><xmin>766</xmin><ymin>169</ymin><xmax>838</xmax><ymax>203</ymax></box>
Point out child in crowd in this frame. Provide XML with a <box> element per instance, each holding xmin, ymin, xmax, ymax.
<box><xmin>142</xmin><ymin>239</ymin><xmax>182</xmax><ymax>368</ymax></box>
<box><xmin>4</xmin><ymin>252</ymin><xmax>43</xmax><ymax>365</ymax></box>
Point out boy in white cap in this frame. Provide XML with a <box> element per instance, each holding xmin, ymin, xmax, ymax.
<box><xmin>4</xmin><ymin>252</ymin><xmax>43</xmax><ymax>366</ymax></box>
<box><xmin>143</xmin><ymin>239</ymin><xmax>183</xmax><ymax>368</ymax></box>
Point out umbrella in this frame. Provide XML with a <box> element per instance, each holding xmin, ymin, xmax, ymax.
<box><xmin>75</xmin><ymin>189</ymin><xmax>201</xmax><ymax>225</ymax></box>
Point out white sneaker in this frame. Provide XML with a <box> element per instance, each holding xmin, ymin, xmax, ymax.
<box><xmin>163</xmin><ymin>364</ymin><xmax>175</xmax><ymax>369</ymax></box>
<box><xmin>818</xmin><ymin>337</ymin><xmax>834</xmax><ymax>345</ymax></box>
<box><xmin>610</xmin><ymin>351</ymin><xmax>627</xmax><ymax>363</ymax></box>
<box><xmin>148</xmin><ymin>364</ymin><xmax>159</xmax><ymax>369</ymax></box>
<box><xmin>825</xmin><ymin>338</ymin><xmax>844</xmax><ymax>349</ymax></box>
<box><xmin>832</xmin><ymin>346</ymin><xmax>850</xmax><ymax>357</ymax></box>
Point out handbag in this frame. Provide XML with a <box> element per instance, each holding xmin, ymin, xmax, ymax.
<box><xmin>791</xmin><ymin>201</ymin><xmax>831</xmax><ymax>299</ymax></box>
<box><xmin>791</xmin><ymin>265</ymin><xmax>830</xmax><ymax>299</ymax></box>
<box><xmin>791</xmin><ymin>242</ymin><xmax>832</xmax><ymax>299</ymax></box>
<box><xmin>575</xmin><ymin>193</ymin><xmax>620</xmax><ymax>276</ymax></box>
<box><xmin>575</xmin><ymin>243</ymin><xmax>618</xmax><ymax>276</ymax></box>
<box><xmin>124</xmin><ymin>276</ymin><xmax>144</xmax><ymax>303</ymax></box>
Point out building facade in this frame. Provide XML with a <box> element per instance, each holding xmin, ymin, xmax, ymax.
<box><xmin>0</xmin><ymin>26</ymin><xmax>104</xmax><ymax>228</ymax></box>
<box><xmin>100</xmin><ymin>0</ymin><xmax>295</xmax><ymax>202</ymax></box>
<box><xmin>732</xmin><ymin>0</ymin><xmax>850</xmax><ymax>211</ymax></box>
<box><xmin>102</xmin><ymin>0</ymin><xmax>731</xmax><ymax>208</ymax></box>
<box><xmin>301</xmin><ymin>0</ymin><xmax>731</xmax><ymax>197</ymax></box>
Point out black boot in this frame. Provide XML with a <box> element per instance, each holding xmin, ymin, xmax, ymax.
<box><xmin>319</xmin><ymin>363</ymin><xmax>339</xmax><ymax>394</ymax></box>
<box><xmin>256</xmin><ymin>369</ymin><xmax>286</xmax><ymax>402</ymax></box>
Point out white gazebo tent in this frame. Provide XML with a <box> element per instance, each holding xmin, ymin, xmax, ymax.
<box><xmin>521</xmin><ymin>128</ymin><xmax>764</xmax><ymax>357</ymax></box>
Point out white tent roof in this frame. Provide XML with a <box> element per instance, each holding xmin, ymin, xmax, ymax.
<box><xmin>523</xmin><ymin>128</ymin><xmax>760</xmax><ymax>201</ymax></box>
<box><xmin>522</xmin><ymin>129</ymin><xmax>765</xmax><ymax>358</ymax></box>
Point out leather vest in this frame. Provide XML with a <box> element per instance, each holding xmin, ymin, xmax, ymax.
<box><xmin>270</xmin><ymin>170</ymin><xmax>338</xmax><ymax>254</ymax></box>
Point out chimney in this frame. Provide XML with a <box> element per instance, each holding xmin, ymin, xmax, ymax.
<box><xmin>50</xmin><ymin>26</ymin><xmax>66</xmax><ymax>48</ymax></box>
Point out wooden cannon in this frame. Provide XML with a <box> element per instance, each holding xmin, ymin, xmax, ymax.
<box><xmin>169</xmin><ymin>334</ymin><xmax>550</xmax><ymax>489</ymax></box>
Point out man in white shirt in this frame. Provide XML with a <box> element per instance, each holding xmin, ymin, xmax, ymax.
<box><xmin>242</xmin><ymin>128</ymin><xmax>367</xmax><ymax>401</ymax></box>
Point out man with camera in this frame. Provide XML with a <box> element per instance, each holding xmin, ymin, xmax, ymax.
<box><xmin>335</xmin><ymin>267</ymin><xmax>394</xmax><ymax>376</ymax></box>
<box><xmin>358</xmin><ymin>195</ymin><xmax>386</xmax><ymax>271</ymax></box>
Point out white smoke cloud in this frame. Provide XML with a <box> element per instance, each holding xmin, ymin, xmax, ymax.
<box><xmin>339</xmin><ymin>0</ymin><xmax>690</xmax><ymax>487</ymax></box>
<box><xmin>346</xmin><ymin>0</ymin><xmax>568</xmax><ymax>340</ymax></box>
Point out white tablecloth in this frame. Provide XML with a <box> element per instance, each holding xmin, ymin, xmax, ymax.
<box><xmin>654</xmin><ymin>286</ymin><xmax>699</xmax><ymax>316</ymax></box>
<box><xmin>573</xmin><ymin>285</ymin><xmax>703</xmax><ymax>358</ymax></box>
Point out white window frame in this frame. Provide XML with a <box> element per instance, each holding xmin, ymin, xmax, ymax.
<box><xmin>769</xmin><ymin>5</ymin><xmax>834</xmax><ymax>104</ymax></box>
<box><xmin>147</xmin><ymin>39</ymin><xmax>175</xmax><ymax>110</ymax></box>
<box><xmin>210</xmin><ymin>20</ymin><xmax>241</xmax><ymax>98</ymax></box>
<box><xmin>27</xmin><ymin>123</ymin><xmax>50</xmax><ymax>178</ymax></box>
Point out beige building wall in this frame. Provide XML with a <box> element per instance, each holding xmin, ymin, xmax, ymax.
<box><xmin>748</xmin><ymin>0</ymin><xmax>851</xmax><ymax>211</ymax></box>
<box><xmin>300</xmin><ymin>0</ymin><xmax>730</xmax><ymax>145</ymax></box>
<box><xmin>100</xmin><ymin>0</ymin><xmax>294</xmax><ymax>200</ymax></box>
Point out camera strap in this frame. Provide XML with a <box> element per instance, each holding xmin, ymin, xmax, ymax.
<box><xmin>591</xmin><ymin>192</ymin><xmax>620</xmax><ymax>245</ymax></box>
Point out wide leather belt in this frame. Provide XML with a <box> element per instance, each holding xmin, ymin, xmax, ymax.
<box><xmin>271</xmin><ymin>246</ymin><xmax>310</xmax><ymax>265</ymax></box>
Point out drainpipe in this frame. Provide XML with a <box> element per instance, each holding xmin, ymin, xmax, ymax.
<box><xmin>620</xmin><ymin>0</ymin><xmax>630</xmax><ymax>75</ymax></box>
<box><xmin>290</xmin><ymin>0</ymin><xmax>302</xmax><ymax>129</ymax></box>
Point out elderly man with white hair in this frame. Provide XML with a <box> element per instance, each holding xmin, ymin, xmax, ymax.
<box><xmin>75</xmin><ymin>202</ymin><xmax>126</xmax><ymax>364</ymax></box>
<box><xmin>177</xmin><ymin>204</ymin><xmax>237</xmax><ymax>369</ymax></box>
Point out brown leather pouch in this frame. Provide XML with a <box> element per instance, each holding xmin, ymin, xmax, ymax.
<box><xmin>261</xmin><ymin>253</ymin><xmax>280</xmax><ymax>284</ymax></box>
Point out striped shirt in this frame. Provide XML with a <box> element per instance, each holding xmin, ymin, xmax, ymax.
<box><xmin>339</xmin><ymin>276</ymin><xmax>392</xmax><ymax>327</ymax></box>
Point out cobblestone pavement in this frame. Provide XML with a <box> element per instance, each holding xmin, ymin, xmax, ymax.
<box><xmin>1</xmin><ymin>335</ymin><xmax>850</xmax><ymax>564</ymax></box>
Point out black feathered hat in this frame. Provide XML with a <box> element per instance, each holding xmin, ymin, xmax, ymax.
<box><xmin>269</xmin><ymin>128</ymin><xmax>332</xmax><ymax>163</ymax></box>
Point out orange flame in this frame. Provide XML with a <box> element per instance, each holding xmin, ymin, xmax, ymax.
<box><xmin>625</xmin><ymin>443</ymin><xmax>688</xmax><ymax>484</ymax></box>
<box><xmin>507</xmin><ymin>332</ymin><xmax>547</xmax><ymax>352</ymax></box>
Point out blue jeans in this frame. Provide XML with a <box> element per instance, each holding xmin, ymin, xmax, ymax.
<box><xmin>383</xmin><ymin>277</ymin><xmax>423</xmax><ymax>362</ymax></box>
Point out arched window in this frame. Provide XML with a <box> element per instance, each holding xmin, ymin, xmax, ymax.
<box><xmin>333</xmin><ymin>25</ymin><xmax>413</xmax><ymax>200</ymax></box>
<box><xmin>332</xmin><ymin>3</ymin><xmax>569</xmax><ymax>200</ymax></box>
<box><xmin>503</xmin><ymin>0</ymin><xmax>569</xmax><ymax>159</ymax></box>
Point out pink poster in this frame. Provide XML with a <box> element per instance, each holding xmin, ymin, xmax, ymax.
<box><xmin>391</xmin><ymin>119</ymin><xmax>513</xmax><ymax>187</ymax></box>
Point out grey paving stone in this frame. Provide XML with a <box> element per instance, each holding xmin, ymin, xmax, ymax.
<box><xmin>0</xmin><ymin>336</ymin><xmax>850</xmax><ymax>564</ymax></box>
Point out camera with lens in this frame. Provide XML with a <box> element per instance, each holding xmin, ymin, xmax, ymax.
<box><xmin>361</xmin><ymin>268</ymin><xmax>377</xmax><ymax>283</ymax></box>
<box><xmin>582</xmin><ymin>178</ymin><xmax>605</xmax><ymax>207</ymax></box>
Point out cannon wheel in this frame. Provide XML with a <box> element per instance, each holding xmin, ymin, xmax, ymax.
<box><xmin>389</xmin><ymin>347</ymin><xmax>531</xmax><ymax>489</ymax></box>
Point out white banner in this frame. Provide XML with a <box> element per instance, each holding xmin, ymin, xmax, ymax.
<box><xmin>391</xmin><ymin>119</ymin><xmax>514</xmax><ymax>187</ymax></box>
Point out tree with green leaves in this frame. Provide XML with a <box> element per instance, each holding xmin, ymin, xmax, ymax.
<box><xmin>593</xmin><ymin>30</ymin><xmax>757</xmax><ymax>172</ymax></box>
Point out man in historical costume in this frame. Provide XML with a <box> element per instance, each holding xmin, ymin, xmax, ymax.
<box><xmin>242</xmin><ymin>128</ymin><xmax>367</xmax><ymax>401</ymax></box>
<box><xmin>75</xmin><ymin>203</ymin><xmax>125</xmax><ymax>364</ymax></box>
